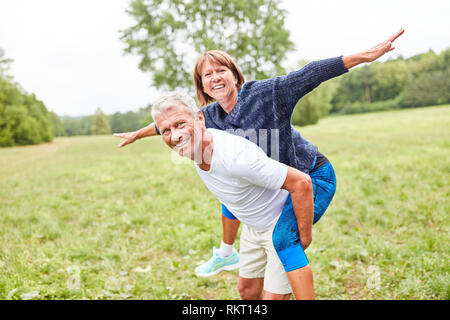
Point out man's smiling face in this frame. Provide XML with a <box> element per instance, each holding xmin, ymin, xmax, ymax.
<box><xmin>156</xmin><ymin>104</ymin><xmax>202</xmax><ymax>160</ymax></box>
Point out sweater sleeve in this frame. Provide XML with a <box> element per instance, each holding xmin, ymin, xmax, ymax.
<box><xmin>272</xmin><ymin>56</ymin><xmax>348</xmax><ymax>118</ymax></box>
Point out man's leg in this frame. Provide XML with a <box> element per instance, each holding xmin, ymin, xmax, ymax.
<box><xmin>262</xmin><ymin>223</ymin><xmax>294</xmax><ymax>300</ymax></box>
<box><xmin>237</xmin><ymin>277</ymin><xmax>263</xmax><ymax>300</ymax></box>
<box><xmin>262</xmin><ymin>291</ymin><xmax>291</xmax><ymax>300</ymax></box>
<box><xmin>237</xmin><ymin>278</ymin><xmax>291</xmax><ymax>300</ymax></box>
<box><xmin>237</xmin><ymin>224</ymin><xmax>271</xmax><ymax>299</ymax></box>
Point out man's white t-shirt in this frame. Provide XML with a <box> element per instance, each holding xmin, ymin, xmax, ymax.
<box><xmin>195</xmin><ymin>129</ymin><xmax>289</xmax><ymax>232</ymax></box>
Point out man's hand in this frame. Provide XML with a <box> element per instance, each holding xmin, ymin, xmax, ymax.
<box><xmin>301</xmin><ymin>235</ymin><xmax>312</xmax><ymax>250</ymax></box>
<box><xmin>343</xmin><ymin>28</ymin><xmax>405</xmax><ymax>69</ymax></box>
<box><xmin>114</xmin><ymin>131</ymin><xmax>140</xmax><ymax>148</ymax></box>
<box><xmin>113</xmin><ymin>122</ymin><xmax>160</xmax><ymax>147</ymax></box>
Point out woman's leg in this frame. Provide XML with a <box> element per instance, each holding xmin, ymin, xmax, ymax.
<box><xmin>272</xmin><ymin>195</ymin><xmax>314</xmax><ymax>300</ymax></box>
<box><xmin>222</xmin><ymin>214</ymin><xmax>240</xmax><ymax>246</ymax></box>
<box><xmin>309</xmin><ymin>162</ymin><xmax>337</xmax><ymax>224</ymax></box>
<box><xmin>286</xmin><ymin>265</ymin><xmax>315</xmax><ymax>300</ymax></box>
<box><xmin>195</xmin><ymin>206</ymin><xmax>240</xmax><ymax>276</ymax></box>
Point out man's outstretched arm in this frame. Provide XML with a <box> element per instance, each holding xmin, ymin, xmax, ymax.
<box><xmin>114</xmin><ymin>122</ymin><xmax>159</xmax><ymax>148</ymax></box>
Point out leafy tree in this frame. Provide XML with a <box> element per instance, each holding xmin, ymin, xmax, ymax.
<box><xmin>368</xmin><ymin>60</ymin><xmax>409</xmax><ymax>101</ymax></box>
<box><xmin>109</xmin><ymin>112</ymin><xmax>126</xmax><ymax>133</ymax></box>
<box><xmin>62</xmin><ymin>117</ymin><xmax>83</xmax><ymax>136</ymax></box>
<box><xmin>292</xmin><ymin>79</ymin><xmax>338</xmax><ymax>126</ymax></box>
<box><xmin>79</xmin><ymin>116</ymin><xmax>93</xmax><ymax>135</ymax></box>
<box><xmin>138</xmin><ymin>107</ymin><xmax>153</xmax><ymax>129</ymax></box>
<box><xmin>0</xmin><ymin>72</ymin><xmax>53</xmax><ymax>147</ymax></box>
<box><xmin>91</xmin><ymin>108</ymin><xmax>111</xmax><ymax>135</ymax></box>
<box><xmin>291</xmin><ymin>60</ymin><xmax>339</xmax><ymax>126</ymax></box>
<box><xmin>329</xmin><ymin>47</ymin><xmax>450</xmax><ymax>114</ymax></box>
<box><xmin>109</xmin><ymin>110</ymin><xmax>141</xmax><ymax>133</ymax></box>
<box><xmin>121</xmin><ymin>0</ymin><xmax>294</xmax><ymax>90</ymax></box>
<box><xmin>50</xmin><ymin>111</ymin><xmax>67</xmax><ymax>137</ymax></box>
<box><xmin>399</xmin><ymin>67</ymin><xmax>450</xmax><ymax>108</ymax></box>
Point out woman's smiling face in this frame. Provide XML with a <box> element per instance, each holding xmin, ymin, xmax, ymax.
<box><xmin>200</xmin><ymin>60</ymin><xmax>238</xmax><ymax>102</ymax></box>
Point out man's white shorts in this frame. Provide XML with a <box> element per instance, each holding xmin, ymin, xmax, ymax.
<box><xmin>239</xmin><ymin>223</ymin><xmax>292</xmax><ymax>295</ymax></box>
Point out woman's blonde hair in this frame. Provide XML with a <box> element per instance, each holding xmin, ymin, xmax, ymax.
<box><xmin>193</xmin><ymin>50</ymin><xmax>245</xmax><ymax>106</ymax></box>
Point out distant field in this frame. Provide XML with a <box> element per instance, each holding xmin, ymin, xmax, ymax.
<box><xmin>0</xmin><ymin>105</ymin><xmax>449</xmax><ymax>300</ymax></box>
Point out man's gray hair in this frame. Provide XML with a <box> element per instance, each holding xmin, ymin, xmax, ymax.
<box><xmin>151</xmin><ymin>91</ymin><xmax>199</xmax><ymax>121</ymax></box>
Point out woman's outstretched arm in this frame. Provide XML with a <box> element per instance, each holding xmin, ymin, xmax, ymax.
<box><xmin>342</xmin><ymin>28</ymin><xmax>405</xmax><ymax>69</ymax></box>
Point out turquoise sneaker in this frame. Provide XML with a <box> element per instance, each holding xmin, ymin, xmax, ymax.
<box><xmin>195</xmin><ymin>247</ymin><xmax>239</xmax><ymax>277</ymax></box>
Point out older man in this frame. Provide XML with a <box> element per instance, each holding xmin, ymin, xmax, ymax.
<box><xmin>152</xmin><ymin>91</ymin><xmax>317</xmax><ymax>300</ymax></box>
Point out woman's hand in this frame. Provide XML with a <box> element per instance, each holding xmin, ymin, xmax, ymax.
<box><xmin>363</xmin><ymin>28</ymin><xmax>405</xmax><ymax>63</ymax></box>
<box><xmin>343</xmin><ymin>28</ymin><xmax>405</xmax><ymax>69</ymax></box>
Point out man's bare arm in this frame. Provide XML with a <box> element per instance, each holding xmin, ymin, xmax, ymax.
<box><xmin>114</xmin><ymin>122</ymin><xmax>159</xmax><ymax>148</ymax></box>
<box><xmin>281</xmin><ymin>167</ymin><xmax>314</xmax><ymax>249</ymax></box>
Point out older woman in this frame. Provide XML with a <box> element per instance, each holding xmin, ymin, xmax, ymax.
<box><xmin>115</xmin><ymin>29</ymin><xmax>404</xmax><ymax>299</ymax></box>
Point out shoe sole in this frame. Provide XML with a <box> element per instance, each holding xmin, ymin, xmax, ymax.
<box><xmin>195</xmin><ymin>262</ymin><xmax>239</xmax><ymax>277</ymax></box>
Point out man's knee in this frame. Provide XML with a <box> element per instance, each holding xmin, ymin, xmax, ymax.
<box><xmin>262</xmin><ymin>291</ymin><xmax>291</xmax><ymax>300</ymax></box>
<box><xmin>237</xmin><ymin>277</ymin><xmax>263</xmax><ymax>300</ymax></box>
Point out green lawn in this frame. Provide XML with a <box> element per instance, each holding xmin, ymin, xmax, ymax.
<box><xmin>0</xmin><ymin>105</ymin><xmax>449</xmax><ymax>300</ymax></box>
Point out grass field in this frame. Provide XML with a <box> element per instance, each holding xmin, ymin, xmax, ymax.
<box><xmin>0</xmin><ymin>105</ymin><xmax>449</xmax><ymax>300</ymax></box>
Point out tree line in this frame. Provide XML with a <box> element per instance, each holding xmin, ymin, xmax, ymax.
<box><xmin>121</xmin><ymin>0</ymin><xmax>449</xmax><ymax>127</ymax></box>
<box><xmin>60</xmin><ymin>107</ymin><xmax>152</xmax><ymax>137</ymax></box>
<box><xmin>292</xmin><ymin>48</ymin><xmax>450</xmax><ymax>126</ymax></box>
<box><xmin>62</xmin><ymin>45</ymin><xmax>450</xmax><ymax>137</ymax></box>
<box><xmin>2</xmin><ymin>0</ymin><xmax>449</xmax><ymax>146</ymax></box>
<box><xmin>2</xmin><ymin>47</ymin><xmax>448</xmax><ymax>144</ymax></box>
<box><xmin>0</xmin><ymin>48</ymin><xmax>54</xmax><ymax>147</ymax></box>
<box><xmin>0</xmin><ymin>46</ymin><xmax>154</xmax><ymax>143</ymax></box>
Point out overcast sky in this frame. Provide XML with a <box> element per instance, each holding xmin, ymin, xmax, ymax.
<box><xmin>0</xmin><ymin>0</ymin><xmax>449</xmax><ymax>117</ymax></box>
